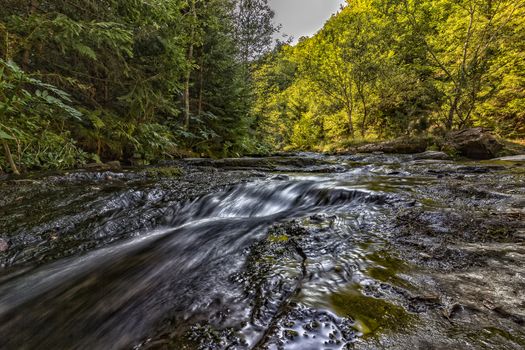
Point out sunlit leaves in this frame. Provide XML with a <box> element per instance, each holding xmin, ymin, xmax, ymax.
<box><xmin>253</xmin><ymin>0</ymin><xmax>525</xmax><ymax>152</ymax></box>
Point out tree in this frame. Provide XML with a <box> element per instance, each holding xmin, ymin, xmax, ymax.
<box><xmin>0</xmin><ymin>59</ymin><xmax>83</xmax><ymax>173</ymax></box>
<box><xmin>401</xmin><ymin>0</ymin><xmax>525</xmax><ymax>130</ymax></box>
<box><xmin>183</xmin><ymin>0</ymin><xmax>198</xmax><ymax>130</ymax></box>
<box><xmin>253</xmin><ymin>0</ymin><xmax>525</xmax><ymax>151</ymax></box>
<box><xmin>0</xmin><ymin>0</ymin><xmax>280</xmax><ymax>170</ymax></box>
<box><xmin>234</xmin><ymin>0</ymin><xmax>278</xmax><ymax>66</ymax></box>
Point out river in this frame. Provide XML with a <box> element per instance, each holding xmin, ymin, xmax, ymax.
<box><xmin>0</xmin><ymin>153</ymin><xmax>524</xmax><ymax>349</ymax></box>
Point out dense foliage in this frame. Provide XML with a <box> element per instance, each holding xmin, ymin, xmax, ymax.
<box><xmin>0</xmin><ymin>0</ymin><xmax>276</xmax><ymax>173</ymax></box>
<box><xmin>254</xmin><ymin>0</ymin><xmax>525</xmax><ymax>151</ymax></box>
<box><xmin>1</xmin><ymin>0</ymin><xmax>524</xmax><ymax>171</ymax></box>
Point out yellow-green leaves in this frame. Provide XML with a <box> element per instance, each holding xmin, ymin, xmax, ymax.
<box><xmin>253</xmin><ymin>0</ymin><xmax>525</xmax><ymax>151</ymax></box>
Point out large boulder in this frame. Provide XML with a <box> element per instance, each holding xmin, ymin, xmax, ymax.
<box><xmin>446</xmin><ymin>128</ymin><xmax>502</xmax><ymax>160</ymax></box>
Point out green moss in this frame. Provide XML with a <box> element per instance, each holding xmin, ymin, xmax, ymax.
<box><xmin>420</xmin><ymin>197</ymin><xmax>440</xmax><ymax>208</ymax></box>
<box><xmin>497</xmin><ymin>139</ymin><xmax>525</xmax><ymax>158</ymax></box>
<box><xmin>329</xmin><ymin>285</ymin><xmax>414</xmax><ymax>337</ymax></box>
<box><xmin>144</xmin><ymin>166</ymin><xmax>184</xmax><ymax>178</ymax></box>
<box><xmin>366</xmin><ymin>251</ymin><xmax>414</xmax><ymax>289</ymax></box>
<box><xmin>426</xmin><ymin>144</ymin><xmax>440</xmax><ymax>151</ymax></box>
<box><xmin>268</xmin><ymin>234</ymin><xmax>289</xmax><ymax>243</ymax></box>
<box><xmin>368</xmin><ymin>250</ymin><xmax>407</xmax><ymax>268</ymax></box>
<box><xmin>481</xmin><ymin>327</ymin><xmax>525</xmax><ymax>345</ymax></box>
<box><xmin>442</xmin><ymin>143</ymin><xmax>460</xmax><ymax>158</ymax></box>
<box><xmin>283</xmin><ymin>329</ymin><xmax>299</xmax><ymax>339</ymax></box>
<box><xmin>477</xmin><ymin>159</ymin><xmax>525</xmax><ymax>175</ymax></box>
<box><xmin>364</xmin><ymin>177</ymin><xmax>430</xmax><ymax>193</ymax></box>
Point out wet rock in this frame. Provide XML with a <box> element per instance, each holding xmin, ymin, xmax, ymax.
<box><xmin>456</xmin><ymin>165</ymin><xmax>506</xmax><ymax>174</ymax></box>
<box><xmin>105</xmin><ymin>161</ymin><xmax>121</xmax><ymax>169</ymax></box>
<box><xmin>249</xmin><ymin>171</ymin><xmax>267</xmax><ymax>178</ymax></box>
<box><xmin>271</xmin><ymin>174</ymin><xmax>290</xmax><ymax>181</ymax></box>
<box><xmin>412</xmin><ymin>151</ymin><xmax>451</xmax><ymax>161</ymax></box>
<box><xmin>276</xmin><ymin>164</ymin><xmax>346</xmax><ymax>173</ymax></box>
<box><xmin>3</xmin><ymin>154</ymin><xmax>525</xmax><ymax>350</ymax></box>
<box><xmin>0</xmin><ymin>238</ymin><xmax>9</xmax><ymax>252</ymax></box>
<box><xmin>445</xmin><ymin>128</ymin><xmax>503</xmax><ymax>159</ymax></box>
<box><xmin>182</xmin><ymin>156</ymin><xmax>335</xmax><ymax>172</ymax></box>
<box><xmin>309</xmin><ymin>213</ymin><xmax>336</xmax><ymax>223</ymax></box>
<box><xmin>259</xmin><ymin>306</ymin><xmax>357</xmax><ymax>349</ymax></box>
<box><xmin>494</xmin><ymin>154</ymin><xmax>525</xmax><ymax>162</ymax></box>
<box><xmin>144</xmin><ymin>166</ymin><xmax>183</xmax><ymax>178</ymax></box>
<box><xmin>82</xmin><ymin>162</ymin><xmax>110</xmax><ymax>170</ymax></box>
<box><xmin>356</xmin><ymin>137</ymin><xmax>428</xmax><ymax>154</ymax></box>
<box><xmin>82</xmin><ymin>161</ymin><xmax>121</xmax><ymax>171</ymax></box>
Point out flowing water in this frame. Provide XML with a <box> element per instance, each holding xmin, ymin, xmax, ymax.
<box><xmin>0</xmin><ymin>154</ymin><xmax>524</xmax><ymax>349</ymax></box>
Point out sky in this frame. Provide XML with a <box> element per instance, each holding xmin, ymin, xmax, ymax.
<box><xmin>269</xmin><ymin>0</ymin><xmax>347</xmax><ymax>43</ymax></box>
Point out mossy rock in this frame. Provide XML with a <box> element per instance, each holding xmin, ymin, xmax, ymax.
<box><xmin>144</xmin><ymin>166</ymin><xmax>184</xmax><ymax>178</ymax></box>
<box><xmin>329</xmin><ymin>285</ymin><xmax>415</xmax><ymax>337</ymax></box>
<box><xmin>445</xmin><ymin>128</ymin><xmax>502</xmax><ymax>159</ymax></box>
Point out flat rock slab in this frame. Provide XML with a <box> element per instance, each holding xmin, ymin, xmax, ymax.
<box><xmin>494</xmin><ymin>154</ymin><xmax>525</xmax><ymax>162</ymax></box>
<box><xmin>412</xmin><ymin>151</ymin><xmax>451</xmax><ymax>161</ymax></box>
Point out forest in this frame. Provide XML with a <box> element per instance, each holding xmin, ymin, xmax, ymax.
<box><xmin>0</xmin><ymin>0</ymin><xmax>277</xmax><ymax>174</ymax></box>
<box><xmin>1</xmin><ymin>1</ymin><xmax>525</xmax><ymax>348</ymax></box>
<box><xmin>254</xmin><ymin>0</ymin><xmax>525</xmax><ymax>151</ymax></box>
<box><xmin>1</xmin><ymin>0</ymin><xmax>524</xmax><ymax>173</ymax></box>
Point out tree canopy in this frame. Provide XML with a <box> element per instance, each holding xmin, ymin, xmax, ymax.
<box><xmin>253</xmin><ymin>0</ymin><xmax>525</xmax><ymax>151</ymax></box>
<box><xmin>0</xmin><ymin>0</ymin><xmax>276</xmax><ymax>173</ymax></box>
<box><xmin>1</xmin><ymin>0</ymin><xmax>524</xmax><ymax>172</ymax></box>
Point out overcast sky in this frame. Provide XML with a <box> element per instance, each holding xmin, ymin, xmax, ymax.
<box><xmin>269</xmin><ymin>0</ymin><xmax>347</xmax><ymax>43</ymax></box>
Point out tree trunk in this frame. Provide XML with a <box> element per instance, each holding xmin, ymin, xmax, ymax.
<box><xmin>2</xmin><ymin>140</ymin><xmax>20</xmax><ymax>175</ymax></box>
<box><xmin>97</xmin><ymin>137</ymin><xmax>101</xmax><ymax>157</ymax></box>
<box><xmin>197</xmin><ymin>54</ymin><xmax>204</xmax><ymax>116</ymax></box>
<box><xmin>358</xmin><ymin>88</ymin><xmax>368</xmax><ymax>138</ymax></box>
<box><xmin>184</xmin><ymin>45</ymin><xmax>194</xmax><ymax>130</ymax></box>
<box><xmin>184</xmin><ymin>0</ymin><xmax>197</xmax><ymax>130</ymax></box>
<box><xmin>446</xmin><ymin>6</ymin><xmax>473</xmax><ymax>131</ymax></box>
<box><xmin>22</xmin><ymin>0</ymin><xmax>39</xmax><ymax>69</ymax></box>
<box><xmin>345</xmin><ymin>102</ymin><xmax>354</xmax><ymax>139</ymax></box>
<box><xmin>446</xmin><ymin>93</ymin><xmax>460</xmax><ymax>130</ymax></box>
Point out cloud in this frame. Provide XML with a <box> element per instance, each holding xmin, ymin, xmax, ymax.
<box><xmin>269</xmin><ymin>0</ymin><xmax>346</xmax><ymax>43</ymax></box>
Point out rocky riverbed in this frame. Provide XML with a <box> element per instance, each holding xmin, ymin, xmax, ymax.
<box><xmin>0</xmin><ymin>153</ymin><xmax>524</xmax><ymax>349</ymax></box>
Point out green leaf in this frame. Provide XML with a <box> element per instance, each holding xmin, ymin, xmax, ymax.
<box><xmin>74</xmin><ymin>43</ymin><xmax>97</xmax><ymax>60</ymax></box>
<box><xmin>0</xmin><ymin>130</ymin><xmax>15</xmax><ymax>140</ymax></box>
